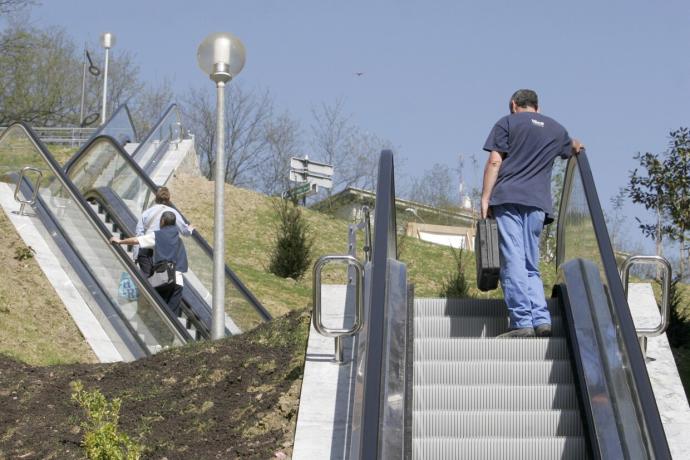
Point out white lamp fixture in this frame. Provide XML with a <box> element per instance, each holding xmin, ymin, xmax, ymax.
<box><xmin>196</xmin><ymin>32</ymin><xmax>246</xmax><ymax>340</ymax></box>
<box><xmin>99</xmin><ymin>32</ymin><xmax>116</xmax><ymax>125</ymax></box>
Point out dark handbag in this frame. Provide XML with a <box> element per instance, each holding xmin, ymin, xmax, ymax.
<box><xmin>475</xmin><ymin>218</ymin><xmax>500</xmax><ymax>291</ymax></box>
<box><xmin>148</xmin><ymin>260</ymin><xmax>176</xmax><ymax>288</ymax></box>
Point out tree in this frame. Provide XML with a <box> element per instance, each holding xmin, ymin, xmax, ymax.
<box><xmin>628</xmin><ymin>128</ymin><xmax>690</xmax><ymax>278</ymax></box>
<box><xmin>0</xmin><ymin>0</ymin><xmax>34</xmax><ymax>15</ymax></box>
<box><xmin>0</xmin><ymin>25</ymin><xmax>81</xmax><ymax>125</ymax></box>
<box><xmin>407</xmin><ymin>163</ymin><xmax>457</xmax><ymax>209</ymax></box>
<box><xmin>310</xmin><ymin>99</ymin><xmax>392</xmax><ymax>193</ymax></box>
<box><xmin>182</xmin><ymin>84</ymin><xmax>273</xmax><ymax>186</ymax></box>
<box><xmin>259</xmin><ymin>112</ymin><xmax>303</xmax><ymax>196</ymax></box>
<box><xmin>269</xmin><ymin>198</ymin><xmax>313</xmax><ymax>279</ymax></box>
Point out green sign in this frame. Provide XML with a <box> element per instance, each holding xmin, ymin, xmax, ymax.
<box><xmin>288</xmin><ymin>183</ymin><xmax>312</xmax><ymax>197</ymax></box>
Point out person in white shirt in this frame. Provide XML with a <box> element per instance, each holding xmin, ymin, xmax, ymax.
<box><xmin>135</xmin><ymin>186</ymin><xmax>193</xmax><ymax>276</ymax></box>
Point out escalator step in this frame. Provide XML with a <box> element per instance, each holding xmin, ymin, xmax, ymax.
<box><xmin>414</xmin><ymin>316</ymin><xmax>564</xmax><ymax>338</ymax></box>
<box><xmin>415</xmin><ymin>298</ymin><xmax>560</xmax><ymax>318</ymax></box>
<box><xmin>414</xmin><ymin>360</ymin><xmax>574</xmax><ymax>385</ymax></box>
<box><xmin>413</xmin><ymin>410</ymin><xmax>584</xmax><ymax>437</ymax></box>
<box><xmin>412</xmin><ymin>437</ymin><xmax>588</xmax><ymax>460</ymax></box>
<box><xmin>414</xmin><ymin>337</ymin><xmax>569</xmax><ymax>361</ymax></box>
<box><xmin>413</xmin><ymin>384</ymin><xmax>579</xmax><ymax>411</ymax></box>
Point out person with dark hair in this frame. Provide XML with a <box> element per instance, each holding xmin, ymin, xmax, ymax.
<box><xmin>481</xmin><ymin>89</ymin><xmax>583</xmax><ymax>338</ymax></box>
<box><xmin>111</xmin><ymin>211</ymin><xmax>189</xmax><ymax>315</ymax></box>
<box><xmin>134</xmin><ymin>186</ymin><xmax>193</xmax><ymax>275</ymax></box>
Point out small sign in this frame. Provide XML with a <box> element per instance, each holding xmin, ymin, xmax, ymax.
<box><xmin>289</xmin><ymin>157</ymin><xmax>334</xmax><ymax>189</ymax></box>
<box><xmin>284</xmin><ymin>182</ymin><xmax>317</xmax><ymax>199</ymax></box>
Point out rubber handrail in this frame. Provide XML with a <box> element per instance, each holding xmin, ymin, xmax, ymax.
<box><xmin>556</xmin><ymin>151</ymin><xmax>671</xmax><ymax>458</ymax></box>
<box><xmin>359</xmin><ymin>150</ymin><xmax>398</xmax><ymax>459</ymax></box>
<box><xmin>2</xmin><ymin>123</ymin><xmax>192</xmax><ymax>345</ymax></box>
<box><xmin>64</xmin><ymin>134</ymin><xmax>272</xmax><ymax>323</ymax></box>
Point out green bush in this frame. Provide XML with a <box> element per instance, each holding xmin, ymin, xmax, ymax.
<box><xmin>439</xmin><ymin>246</ymin><xmax>470</xmax><ymax>298</ymax></box>
<box><xmin>70</xmin><ymin>381</ymin><xmax>144</xmax><ymax>460</ymax></box>
<box><xmin>269</xmin><ymin>198</ymin><xmax>314</xmax><ymax>280</ymax></box>
<box><xmin>666</xmin><ymin>276</ymin><xmax>690</xmax><ymax>348</ymax></box>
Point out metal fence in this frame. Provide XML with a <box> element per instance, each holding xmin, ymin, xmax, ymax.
<box><xmin>0</xmin><ymin>126</ymin><xmax>97</xmax><ymax>147</ymax></box>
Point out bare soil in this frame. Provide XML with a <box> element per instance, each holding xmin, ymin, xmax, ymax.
<box><xmin>0</xmin><ymin>309</ymin><xmax>310</xmax><ymax>460</ymax></box>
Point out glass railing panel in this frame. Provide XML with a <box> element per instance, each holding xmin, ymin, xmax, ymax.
<box><xmin>95</xmin><ymin>105</ymin><xmax>137</xmax><ymax>146</ymax></box>
<box><xmin>132</xmin><ymin>104</ymin><xmax>182</xmax><ymax>171</ymax></box>
<box><xmin>0</xmin><ymin>125</ymin><xmax>182</xmax><ymax>353</ymax></box>
<box><xmin>558</xmin><ymin>157</ymin><xmax>653</xmax><ymax>456</ymax></box>
<box><xmin>561</xmin><ymin>163</ymin><xmax>606</xmax><ymax>278</ymax></box>
<box><xmin>67</xmin><ymin>136</ymin><xmax>265</xmax><ymax>332</ymax></box>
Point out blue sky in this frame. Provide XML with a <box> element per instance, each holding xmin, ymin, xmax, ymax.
<box><xmin>16</xmin><ymin>0</ymin><xmax>690</xmax><ymax>254</ymax></box>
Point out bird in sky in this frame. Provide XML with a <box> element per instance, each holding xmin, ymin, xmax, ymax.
<box><xmin>354</xmin><ymin>72</ymin><xmax>364</xmax><ymax>76</ymax></box>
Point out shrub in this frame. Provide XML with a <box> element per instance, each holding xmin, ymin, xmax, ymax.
<box><xmin>269</xmin><ymin>198</ymin><xmax>313</xmax><ymax>279</ymax></box>
<box><xmin>439</xmin><ymin>246</ymin><xmax>470</xmax><ymax>298</ymax></box>
<box><xmin>666</xmin><ymin>276</ymin><xmax>690</xmax><ymax>348</ymax></box>
<box><xmin>70</xmin><ymin>380</ymin><xmax>143</xmax><ymax>460</ymax></box>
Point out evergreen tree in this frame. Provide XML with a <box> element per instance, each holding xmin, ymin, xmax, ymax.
<box><xmin>269</xmin><ymin>198</ymin><xmax>313</xmax><ymax>279</ymax></box>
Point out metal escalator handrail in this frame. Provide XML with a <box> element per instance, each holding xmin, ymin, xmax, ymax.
<box><xmin>84</xmin><ymin>186</ymin><xmax>212</xmax><ymax>338</ymax></box>
<box><xmin>64</xmin><ymin>134</ymin><xmax>272</xmax><ymax>323</ymax></box>
<box><xmin>5</xmin><ymin>122</ymin><xmax>192</xmax><ymax>346</ymax></box>
<box><xmin>63</xmin><ymin>103</ymin><xmax>137</xmax><ymax>171</ymax></box>
<box><xmin>556</xmin><ymin>150</ymin><xmax>671</xmax><ymax>458</ymax></box>
<box><xmin>359</xmin><ymin>149</ymin><xmax>398</xmax><ymax>459</ymax></box>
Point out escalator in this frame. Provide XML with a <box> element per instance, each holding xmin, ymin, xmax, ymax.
<box><xmin>128</xmin><ymin>104</ymin><xmax>183</xmax><ymax>181</ymax></box>
<box><xmin>0</xmin><ymin>123</ymin><xmax>191</xmax><ymax>359</ymax></box>
<box><xmin>341</xmin><ymin>151</ymin><xmax>671</xmax><ymax>459</ymax></box>
<box><xmin>63</xmin><ymin>134</ymin><xmax>271</xmax><ymax>335</ymax></box>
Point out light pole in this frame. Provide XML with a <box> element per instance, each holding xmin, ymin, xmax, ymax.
<box><xmin>100</xmin><ymin>32</ymin><xmax>116</xmax><ymax>125</ymax></box>
<box><xmin>197</xmin><ymin>32</ymin><xmax>246</xmax><ymax>340</ymax></box>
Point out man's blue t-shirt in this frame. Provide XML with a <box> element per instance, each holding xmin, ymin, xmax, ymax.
<box><xmin>483</xmin><ymin>112</ymin><xmax>572</xmax><ymax>223</ymax></box>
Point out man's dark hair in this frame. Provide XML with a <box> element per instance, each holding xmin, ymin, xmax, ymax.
<box><xmin>510</xmin><ymin>89</ymin><xmax>539</xmax><ymax>112</ymax></box>
<box><xmin>159</xmin><ymin>211</ymin><xmax>176</xmax><ymax>228</ymax></box>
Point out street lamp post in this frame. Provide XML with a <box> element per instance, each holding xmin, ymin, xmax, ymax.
<box><xmin>100</xmin><ymin>32</ymin><xmax>116</xmax><ymax>125</ymax></box>
<box><xmin>197</xmin><ymin>32</ymin><xmax>246</xmax><ymax>340</ymax></box>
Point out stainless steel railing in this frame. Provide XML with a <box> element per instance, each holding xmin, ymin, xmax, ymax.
<box><xmin>13</xmin><ymin>166</ymin><xmax>43</xmax><ymax>216</ymax></box>
<box><xmin>620</xmin><ymin>255</ymin><xmax>672</xmax><ymax>356</ymax></box>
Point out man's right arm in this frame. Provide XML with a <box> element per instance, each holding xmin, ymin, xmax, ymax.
<box><xmin>481</xmin><ymin>151</ymin><xmax>504</xmax><ymax>218</ymax></box>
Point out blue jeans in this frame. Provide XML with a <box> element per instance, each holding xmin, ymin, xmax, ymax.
<box><xmin>493</xmin><ymin>204</ymin><xmax>549</xmax><ymax>329</ymax></box>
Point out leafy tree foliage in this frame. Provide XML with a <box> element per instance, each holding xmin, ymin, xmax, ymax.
<box><xmin>628</xmin><ymin>128</ymin><xmax>690</xmax><ymax>277</ymax></box>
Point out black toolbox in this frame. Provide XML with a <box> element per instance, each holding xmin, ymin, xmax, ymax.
<box><xmin>475</xmin><ymin>218</ymin><xmax>500</xmax><ymax>291</ymax></box>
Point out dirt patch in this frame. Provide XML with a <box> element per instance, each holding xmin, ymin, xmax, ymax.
<box><xmin>0</xmin><ymin>309</ymin><xmax>310</xmax><ymax>459</ymax></box>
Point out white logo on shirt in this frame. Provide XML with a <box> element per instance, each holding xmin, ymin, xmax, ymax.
<box><xmin>531</xmin><ymin>119</ymin><xmax>545</xmax><ymax>127</ymax></box>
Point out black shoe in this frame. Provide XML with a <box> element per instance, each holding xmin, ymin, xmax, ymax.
<box><xmin>535</xmin><ymin>324</ymin><xmax>552</xmax><ymax>337</ymax></box>
<box><xmin>497</xmin><ymin>327</ymin><xmax>535</xmax><ymax>338</ymax></box>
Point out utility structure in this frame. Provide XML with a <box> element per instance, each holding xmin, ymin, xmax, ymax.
<box><xmin>196</xmin><ymin>32</ymin><xmax>246</xmax><ymax>340</ymax></box>
<box><xmin>100</xmin><ymin>33</ymin><xmax>115</xmax><ymax>125</ymax></box>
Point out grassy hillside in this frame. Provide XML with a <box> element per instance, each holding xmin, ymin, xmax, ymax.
<box><xmin>167</xmin><ymin>174</ymin><xmax>506</xmax><ymax>318</ymax></box>
<box><xmin>0</xmin><ymin>205</ymin><xmax>97</xmax><ymax>365</ymax></box>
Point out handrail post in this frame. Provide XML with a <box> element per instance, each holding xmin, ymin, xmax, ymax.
<box><xmin>620</xmin><ymin>255</ymin><xmax>672</xmax><ymax>356</ymax></box>
<box><xmin>13</xmin><ymin>166</ymin><xmax>43</xmax><ymax>216</ymax></box>
<box><xmin>312</xmin><ymin>255</ymin><xmax>364</xmax><ymax>364</ymax></box>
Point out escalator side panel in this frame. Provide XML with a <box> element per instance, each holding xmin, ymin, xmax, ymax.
<box><xmin>559</xmin><ymin>259</ymin><xmax>647</xmax><ymax>460</ymax></box>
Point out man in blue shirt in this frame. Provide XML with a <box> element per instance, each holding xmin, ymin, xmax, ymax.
<box><xmin>481</xmin><ymin>89</ymin><xmax>583</xmax><ymax>338</ymax></box>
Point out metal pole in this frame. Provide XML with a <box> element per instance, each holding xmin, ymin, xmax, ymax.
<box><xmin>101</xmin><ymin>47</ymin><xmax>110</xmax><ymax>125</ymax></box>
<box><xmin>80</xmin><ymin>48</ymin><xmax>87</xmax><ymax>126</ymax></box>
<box><xmin>212</xmin><ymin>80</ymin><xmax>226</xmax><ymax>340</ymax></box>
